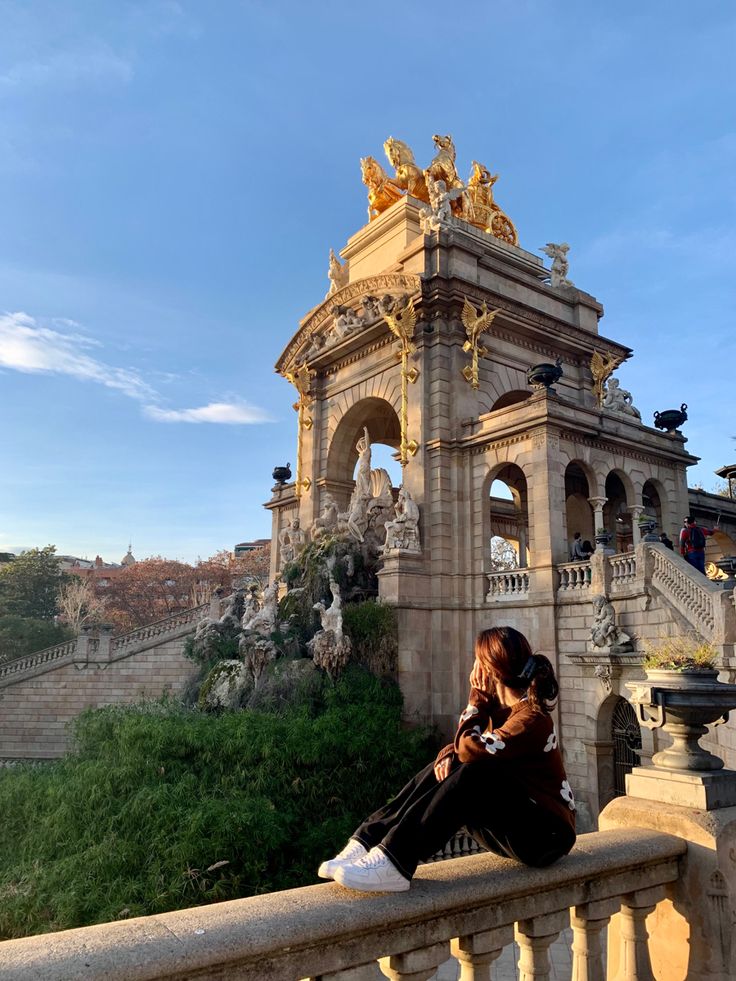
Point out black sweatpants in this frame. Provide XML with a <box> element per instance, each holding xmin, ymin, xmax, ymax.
<box><xmin>352</xmin><ymin>760</ymin><xmax>574</xmax><ymax>880</ymax></box>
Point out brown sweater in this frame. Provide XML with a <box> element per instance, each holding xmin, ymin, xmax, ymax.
<box><xmin>436</xmin><ymin>687</ymin><xmax>576</xmax><ymax>836</ymax></box>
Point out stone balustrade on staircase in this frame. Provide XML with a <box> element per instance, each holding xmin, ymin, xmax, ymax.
<box><xmin>0</xmin><ymin>828</ymin><xmax>685</xmax><ymax>981</ymax></box>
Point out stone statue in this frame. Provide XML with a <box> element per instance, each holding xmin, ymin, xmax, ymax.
<box><xmin>310</xmin><ymin>493</ymin><xmax>340</xmax><ymax>542</ymax></box>
<box><xmin>541</xmin><ymin>243</ymin><xmax>573</xmax><ymax>288</ymax></box>
<box><xmin>243</xmin><ymin>580</ymin><xmax>279</xmax><ymax>636</ymax></box>
<box><xmin>278</xmin><ymin>517</ymin><xmax>306</xmax><ymax>570</ymax></box>
<box><xmin>590</xmin><ymin>594</ymin><xmax>632</xmax><ymax>651</ymax></box>
<box><xmin>240</xmin><ymin>586</ymin><xmax>260</xmax><ymax>629</ymax></box>
<box><xmin>326</xmin><ymin>248</ymin><xmax>349</xmax><ymax>297</ymax></box>
<box><xmin>346</xmin><ymin>427</ymin><xmax>373</xmax><ymax>542</ymax></box>
<box><xmin>332</xmin><ymin>305</ymin><xmax>365</xmax><ymax>340</ymax></box>
<box><xmin>309</xmin><ymin>577</ymin><xmax>352</xmax><ymax>679</ymax></box>
<box><xmin>383</xmin><ymin>137</ymin><xmax>429</xmax><ymax>203</ymax></box>
<box><xmin>360</xmin><ymin>155</ymin><xmax>403</xmax><ymax>221</ymax></box>
<box><xmin>383</xmin><ymin>486</ymin><xmax>421</xmax><ymax>553</ymax></box>
<box><xmin>602</xmin><ymin>377</ymin><xmax>641</xmax><ymax>420</ymax></box>
<box><xmin>420</xmin><ymin>175</ymin><xmax>464</xmax><ymax>233</ymax></box>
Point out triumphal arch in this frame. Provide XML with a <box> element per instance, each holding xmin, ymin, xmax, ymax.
<box><xmin>266</xmin><ymin>134</ymin><xmax>736</xmax><ymax>827</ymax></box>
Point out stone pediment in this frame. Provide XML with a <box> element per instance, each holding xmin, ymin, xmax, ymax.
<box><xmin>275</xmin><ymin>272</ymin><xmax>422</xmax><ymax>376</ymax></box>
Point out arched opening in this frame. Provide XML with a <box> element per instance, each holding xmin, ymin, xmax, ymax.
<box><xmin>611</xmin><ymin>698</ymin><xmax>642</xmax><ymax>798</ymax></box>
<box><xmin>641</xmin><ymin>480</ymin><xmax>664</xmax><ymax>530</ymax></box>
<box><xmin>565</xmin><ymin>463</ymin><xmax>594</xmax><ymax>555</ymax></box>
<box><xmin>604</xmin><ymin>471</ymin><xmax>631</xmax><ymax>552</ymax></box>
<box><xmin>326</xmin><ymin>398</ymin><xmax>401</xmax><ymax>511</ymax></box>
<box><xmin>488</xmin><ymin>465</ymin><xmax>529</xmax><ymax>569</ymax></box>
<box><xmin>490</xmin><ymin>390</ymin><xmax>532</xmax><ymax>412</ymax></box>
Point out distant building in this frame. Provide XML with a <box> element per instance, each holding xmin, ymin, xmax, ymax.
<box><xmin>234</xmin><ymin>538</ymin><xmax>270</xmax><ymax>555</ymax></box>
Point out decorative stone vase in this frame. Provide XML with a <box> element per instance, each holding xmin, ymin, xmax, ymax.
<box><xmin>637</xmin><ymin>518</ymin><xmax>658</xmax><ymax>542</ymax></box>
<box><xmin>526</xmin><ymin>358</ymin><xmax>563</xmax><ymax>392</ymax></box>
<box><xmin>594</xmin><ymin>531</ymin><xmax>612</xmax><ymax>549</ymax></box>
<box><xmin>653</xmin><ymin>403</ymin><xmax>688</xmax><ymax>434</ymax></box>
<box><xmin>627</xmin><ymin>669</ymin><xmax>736</xmax><ymax>771</ymax></box>
<box><xmin>272</xmin><ymin>463</ymin><xmax>292</xmax><ymax>486</ymax></box>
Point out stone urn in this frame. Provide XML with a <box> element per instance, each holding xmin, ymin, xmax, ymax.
<box><xmin>527</xmin><ymin>358</ymin><xmax>563</xmax><ymax>392</ymax></box>
<box><xmin>637</xmin><ymin>517</ymin><xmax>658</xmax><ymax>542</ymax></box>
<box><xmin>272</xmin><ymin>463</ymin><xmax>292</xmax><ymax>486</ymax></box>
<box><xmin>627</xmin><ymin>669</ymin><xmax>736</xmax><ymax>771</ymax></box>
<box><xmin>594</xmin><ymin>529</ymin><xmax>612</xmax><ymax>549</ymax></box>
<box><xmin>653</xmin><ymin>403</ymin><xmax>688</xmax><ymax>434</ymax></box>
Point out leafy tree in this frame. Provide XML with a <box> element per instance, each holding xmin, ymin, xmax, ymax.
<box><xmin>96</xmin><ymin>549</ymin><xmax>271</xmax><ymax>634</ymax></box>
<box><xmin>0</xmin><ymin>546</ymin><xmax>68</xmax><ymax>620</ymax></box>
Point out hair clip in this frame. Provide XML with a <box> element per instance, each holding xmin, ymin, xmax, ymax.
<box><xmin>518</xmin><ymin>655</ymin><xmax>538</xmax><ymax>683</ymax></box>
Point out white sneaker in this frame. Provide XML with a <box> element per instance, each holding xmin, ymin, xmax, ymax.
<box><xmin>317</xmin><ymin>839</ymin><xmax>368</xmax><ymax>879</ymax></box>
<box><xmin>333</xmin><ymin>846</ymin><xmax>411</xmax><ymax>892</ymax></box>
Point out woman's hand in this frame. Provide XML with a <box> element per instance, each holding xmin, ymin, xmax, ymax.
<box><xmin>470</xmin><ymin>660</ymin><xmax>495</xmax><ymax>696</ymax></box>
<box><xmin>434</xmin><ymin>756</ymin><xmax>453</xmax><ymax>782</ymax></box>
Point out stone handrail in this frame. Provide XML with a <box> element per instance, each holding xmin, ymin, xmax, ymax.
<box><xmin>0</xmin><ymin>638</ymin><xmax>78</xmax><ymax>681</ymax></box>
<box><xmin>0</xmin><ymin>604</ymin><xmax>208</xmax><ymax>683</ymax></box>
<box><xmin>609</xmin><ymin>551</ymin><xmax>637</xmax><ymax>586</ymax></box>
<box><xmin>110</xmin><ymin>605</ymin><xmax>208</xmax><ymax>652</ymax></box>
<box><xmin>486</xmin><ymin>569</ymin><xmax>529</xmax><ymax>599</ymax></box>
<box><xmin>0</xmin><ymin>829</ymin><xmax>685</xmax><ymax>981</ymax></box>
<box><xmin>644</xmin><ymin>544</ymin><xmax>722</xmax><ymax>638</ymax></box>
<box><xmin>557</xmin><ymin>560</ymin><xmax>591</xmax><ymax>592</ymax></box>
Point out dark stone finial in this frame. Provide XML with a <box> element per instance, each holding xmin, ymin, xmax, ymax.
<box><xmin>527</xmin><ymin>357</ymin><xmax>563</xmax><ymax>392</ymax></box>
<box><xmin>653</xmin><ymin>403</ymin><xmax>688</xmax><ymax>434</ymax></box>
<box><xmin>272</xmin><ymin>463</ymin><xmax>292</xmax><ymax>486</ymax></box>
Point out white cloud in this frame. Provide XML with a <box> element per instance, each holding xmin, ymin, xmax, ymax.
<box><xmin>0</xmin><ymin>311</ymin><xmax>271</xmax><ymax>426</ymax></box>
<box><xmin>0</xmin><ymin>311</ymin><xmax>156</xmax><ymax>401</ymax></box>
<box><xmin>144</xmin><ymin>402</ymin><xmax>272</xmax><ymax>425</ymax></box>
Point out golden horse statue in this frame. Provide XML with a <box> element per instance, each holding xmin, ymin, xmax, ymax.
<box><xmin>383</xmin><ymin>137</ymin><xmax>429</xmax><ymax>204</ymax></box>
<box><xmin>425</xmin><ymin>134</ymin><xmax>465</xmax><ymax>214</ymax></box>
<box><xmin>360</xmin><ymin>156</ymin><xmax>403</xmax><ymax>221</ymax></box>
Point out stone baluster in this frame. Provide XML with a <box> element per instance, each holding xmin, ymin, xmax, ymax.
<box><xmin>614</xmin><ymin>885</ymin><xmax>664</xmax><ymax>981</ymax></box>
<box><xmin>570</xmin><ymin>897</ymin><xmax>620</xmax><ymax>981</ymax></box>
<box><xmin>515</xmin><ymin>910</ymin><xmax>568</xmax><ymax>981</ymax></box>
<box><xmin>378</xmin><ymin>942</ymin><xmax>449</xmax><ymax>981</ymax></box>
<box><xmin>451</xmin><ymin>925</ymin><xmax>513</xmax><ymax>981</ymax></box>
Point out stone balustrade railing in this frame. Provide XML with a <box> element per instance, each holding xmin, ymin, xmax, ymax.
<box><xmin>486</xmin><ymin>569</ymin><xmax>529</xmax><ymax>599</ymax></box>
<box><xmin>0</xmin><ymin>829</ymin><xmax>685</xmax><ymax>981</ymax></box>
<box><xmin>557</xmin><ymin>561</ymin><xmax>591</xmax><ymax>592</ymax></box>
<box><xmin>609</xmin><ymin>551</ymin><xmax>637</xmax><ymax>586</ymax></box>
<box><xmin>645</xmin><ymin>545</ymin><xmax>720</xmax><ymax>638</ymax></box>
<box><xmin>110</xmin><ymin>604</ymin><xmax>208</xmax><ymax>652</ymax></box>
<box><xmin>0</xmin><ymin>638</ymin><xmax>78</xmax><ymax>682</ymax></box>
<box><xmin>0</xmin><ymin>604</ymin><xmax>208</xmax><ymax>685</ymax></box>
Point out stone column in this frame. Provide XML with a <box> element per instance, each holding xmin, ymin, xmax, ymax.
<box><xmin>588</xmin><ymin>496</ymin><xmax>607</xmax><ymax>546</ymax></box>
<box><xmin>628</xmin><ymin>505</ymin><xmax>644</xmax><ymax>545</ymax></box>
<box><xmin>73</xmin><ymin>624</ymin><xmax>94</xmax><ymax>666</ymax></box>
<box><xmin>97</xmin><ymin>623</ymin><xmax>114</xmax><ymax>663</ymax></box>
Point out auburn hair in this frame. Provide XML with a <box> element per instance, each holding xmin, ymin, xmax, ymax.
<box><xmin>474</xmin><ymin>626</ymin><xmax>559</xmax><ymax>713</ymax></box>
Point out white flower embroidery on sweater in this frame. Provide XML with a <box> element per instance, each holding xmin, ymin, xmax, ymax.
<box><xmin>560</xmin><ymin>780</ymin><xmax>576</xmax><ymax>810</ymax></box>
<box><xmin>544</xmin><ymin>728</ymin><xmax>558</xmax><ymax>753</ymax></box>
<box><xmin>480</xmin><ymin>732</ymin><xmax>506</xmax><ymax>755</ymax></box>
<box><xmin>469</xmin><ymin>724</ymin><xmax>483</xmax><ymax>740</ymax></box>
<box><xmin>459</xmin><ymin>704</ymin><xmax>479</xmax><ymax>725</ymax></box>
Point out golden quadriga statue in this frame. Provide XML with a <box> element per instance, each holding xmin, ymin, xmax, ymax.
<box><xmin>361</xmin><ymin>134</ymin><xmax>518</xmax><ymax>246</ymax></box>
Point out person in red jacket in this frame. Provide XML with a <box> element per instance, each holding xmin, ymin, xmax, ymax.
<box><xmin>679</xmin><ymin>516</ymin><xmax>715</xmax><ymax>575</ymax></box>
<box><xmin>319</xmin><ymin>626</ymin><xmax>576</xmax><ymax>892</ymax></box>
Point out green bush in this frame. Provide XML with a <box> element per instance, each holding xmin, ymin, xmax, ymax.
<box><xmin>343</xmin><ymin>600</ymin><xmax>398</xmax><ymax>677</ymax></box>
<box><xmin>0</xmin><ymin>615</ymin><xmax>73</xmax><ymax>663</ymax></box>
<box><xmin>0</xmin><ymin>667</ymin><xmax>436</xmax><ymax>939</ymax></box>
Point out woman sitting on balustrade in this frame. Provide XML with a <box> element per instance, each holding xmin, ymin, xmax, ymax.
<box><xmin>318</xmin><ymin>626</ymin><xmax>576</xmax><ymax>892</ymax></box>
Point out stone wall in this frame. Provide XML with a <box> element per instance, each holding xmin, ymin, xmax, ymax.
<box><xmin>0</xmin><ymin>619</ymin><xmax>201</xmax><ymax>761</ymax></box>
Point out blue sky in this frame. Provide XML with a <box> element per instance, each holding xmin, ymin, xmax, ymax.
<box><xmin>1</xmin><ymin>1</ymin><xmax>734</xmax><ymax>563</ymax></box>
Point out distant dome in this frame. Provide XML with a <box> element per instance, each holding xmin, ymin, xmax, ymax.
<box><xmin>121</xmin><ymin>545</ymin><xmax>136</xmax><ymax>567</ymax></box>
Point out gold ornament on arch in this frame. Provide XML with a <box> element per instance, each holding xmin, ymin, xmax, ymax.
<box><xmin>361</xmin><ymin>134</ymin><xmax>518</xmax><ymax>246</ymax></box>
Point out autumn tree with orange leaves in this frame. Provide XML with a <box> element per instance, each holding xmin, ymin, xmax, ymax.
<box><xmin>95</xmin><ymin>548</ymin><xmax>270</xmax><ymax>634</ymax></box>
